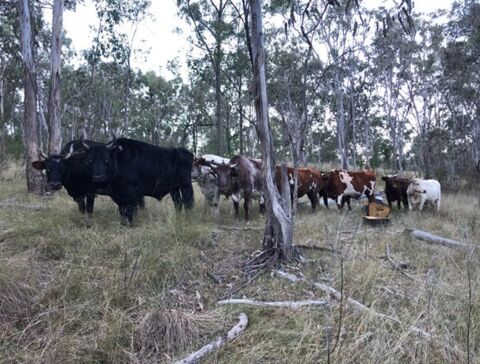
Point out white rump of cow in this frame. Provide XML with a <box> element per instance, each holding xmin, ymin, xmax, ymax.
<box><xmin>407</xmin><ymin>177</ymin><xmax>441</xmax><ymax>212</ymax></box>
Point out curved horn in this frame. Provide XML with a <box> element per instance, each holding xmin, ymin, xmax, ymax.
<box><xmin>229</xmin><ymin>163</ymin><xmax>237</xmax><ymax>169</ymax></box>
<box><xmin>82</xmin><ymin>140</ymin><xmax>90</xmax><ymax>150</ymax></box>
<box><xmin>64</xmin><ymin>144</ymin><xmax>75</xmax><ymax>159</ymax></box>
<box><xmin>39</xmin><ymin>149</ymin><xmax>48</xmax><ymax>160</ymax></box>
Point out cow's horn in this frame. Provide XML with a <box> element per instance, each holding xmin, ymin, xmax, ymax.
<box><xmin>39</xmin><ymin>150</ymin><xmax>48</xmax><ymax>160</ymax></box>
<box><xmin>64</xmin><ymin>144</ymin><xmax>75</xmax><ymax>159</ymax></box>
<box><xmin>82</xmin><ymin>140</ymin><xmax>90</xmax><ymax>150</ymax></box>
<box><xmin>230</xmin><ymin>163</ymin><xmax>237</xmax><ymax>169</ymax></box>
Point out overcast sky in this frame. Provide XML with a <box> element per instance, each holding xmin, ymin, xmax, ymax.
<box><xmin>61</xmin><ymin>0</ymin><xmax>454</xmax><ymax>78</ymax></box>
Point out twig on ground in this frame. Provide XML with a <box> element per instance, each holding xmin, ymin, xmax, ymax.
<box><xmin>174</xmin><ymin>313</ymin><xmax>248</xmax><ymax>364</ymax></box>
<box><xmin>217</xmin><ymin>298</ymin><xmax>328</xmax><ymax>309</ymax></box>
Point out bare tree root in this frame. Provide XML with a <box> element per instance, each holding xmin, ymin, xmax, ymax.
<box><xmin>173</xmin><ymin>313</ymin><xmax>248</xmax><ymax>364</ymax></box>
<box><xmin>218</xmin><ymin>298</ymin><xmax>328</xmax><ymax>309</ymax></box>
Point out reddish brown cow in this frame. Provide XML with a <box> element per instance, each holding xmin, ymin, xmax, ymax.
<box><xmin>275</xmin><ymin>167</ymin><xmax>329</xmax><ymax>210</ymax></box>
<box><xmin>381</xmin><ymin>175</ymin><xmax>409</xmax><ymax>209</ymax></box>
<box><xmin>320</xmin><ymin>170</ymin><xmax>376</xmax><ymax>210</ymax></box>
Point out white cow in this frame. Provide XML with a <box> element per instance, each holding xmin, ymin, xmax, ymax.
<box><xmin>191</xmin><ymin>154</ymin><xmax>229</xmax><ymax>214</ymax></box>
<box><xmin>407</xmin><ymin>177</ymin><xmax>441</xmax><ymax>212</ymax></box>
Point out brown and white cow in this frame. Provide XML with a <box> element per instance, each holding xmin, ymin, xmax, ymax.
<box><xmin>211</xmin><ymin>155</ymin><xmax>265</xmax><ymax>220</ymax></box>
<box><xmin>191</xmin><ymin>154</ymin><xmax>229</xmax><ymax>214</ymax></box>
<box><xmin>381</xmin><ymin>175</ymin><xmax>409</xmax><ymax>209</ymax></box>
<box><xmin>275</xmin><ymin>166</ymin><xmax>330</xmax><ymax>211</ymax></box>
<box><xmin>320</xmin><ymin>170</ymin><xmax>376</xmax><ymax>210</ymax></box>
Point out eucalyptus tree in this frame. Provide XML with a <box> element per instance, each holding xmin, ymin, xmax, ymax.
<box><xmin>177</xmin><ymin>0</ymin><xmax>236</xmax><ymax>155</ymax></box>
<box><xmin>18</xmin><ymin>0</ymin><xmax>45</xmax><ymax>193</ymax></box>
<box><xmin>47</xmin><ymin>0</ymin><xmax>64</xmax><ymax>154</ymax></box>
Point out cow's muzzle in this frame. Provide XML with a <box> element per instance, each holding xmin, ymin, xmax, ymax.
<box><xmin>92</xmin><ymin>174</ymin><xmax>107</xmax><ymax>183</ymax></box>
<box><xmin>49</xmin><ymin>181</ymin><xmax>62</xmax><ymax>190</ymax></box>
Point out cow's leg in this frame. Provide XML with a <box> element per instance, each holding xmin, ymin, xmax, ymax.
<box><xmin>119</xmin><ymin>204</ymin><xmax>137</xmax><ymax>226</ymax></box>
<box><xmin>244</xmin><ymin>194</ymin><xmax>250</xmax><ymax>220</ymax></box>
<box><xmin>180</xmin><ymin>183</ymin><xmax>194</xmax><ymax>210</ymax></box>
<box><xmin>322</xmin><ymin>193</ymin><xmax>329</xmax><ymax>209</ymax></box>
<box><xmin>403</xmin><ymin>196</ymin><xmax>409</xmax><ymax>209</ymax></box>
<box><xmin>346</xmin><ymin>197</ymin><xmax>352</xmax><ymax>211</ymax></box>
<box><xmin>418</xmin><ymin>196</ymin><xmax>425</xmax><ymax>212</ymax></box>
<box><xmin>232</xmin><ymin>194</ymin><xmax>240</xmax><ymax>218</ymax></box>
<box><xmin>337</xmin><ymin>195</ymin><xmax>343</xmax><ymax>210</ymax></box>
<box><xmin>307</xmin><ymin>190</ymin><xmax>318</xmax><ymax>211</ymax></box>
<box><xmin>137</xmin><ymin>196</ymin><xmax>145</xmax><ymax>209</ymax></box>
<box><xmin>77</xmin><ymin>199</ymin><xmax>86</xmax><ymax>214</ymax></box>
<box><xmin>396</xmin><ymin>199</ymin><xmax>401</xmax><ymax>210</ymax></box>
<box><xmin>408</xmin><ymin>197</ymin><xmax>413</xmax><ymax>210</ymax></box>
<box><xmin>86</xmin><ymin>194</ymin><xmax>95</xmax><ymax>216</ymax></box>
<box><xmin>436</xmin><ymin>197</ymin><xmax>441</xmax><ymax>212</ymax></box>
<box><xmin>170</xmin><ymin>189</ymin><xmax>182</xmax><ymax>212</ymax></box>
<box><xmin>259</xmin><ymin>195</ymin><xmax>266</xmax><ymax>214</ymax></box>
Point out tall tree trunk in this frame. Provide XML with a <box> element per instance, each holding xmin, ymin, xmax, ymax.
<box><xmin>0</xmin><ymin>66</ymin><xmax>5</xmax><ymax>164</ymax></box>
<box><xmin>18</xmin><ymin>0</ymin><xmax>44</xmax><ymax>194</ymax></box>
<box><xmin>250</xmin><ymin>0</ymin><xmax>296</xmax><ymax>262</ymax></box>
<box><xmin>214</xmin><ymin>57</ymin><xmax>224</xmax><ymax>155</ymax></box>
<box><xmin>238</xmin><ymin>77</ymin><xmax>244</xmax><ymax>155</ymax></box>
<box><xmin>47</xmin><ymin>0</ymin><xmax>63</xmax><ymax>154</ymax></box>
<box><xmin>334</xmin><ymin>69</ymin><xmax>348</xmax><ymax>169</ymax></box>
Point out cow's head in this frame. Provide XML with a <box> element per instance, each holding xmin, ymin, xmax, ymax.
<box><xmin>211</xmin><ymin>162</ymin><xmax>239</xmax><ymax>195</ymax></box>
<box><xmin>408</xmin><ymin>177</ymin><xmax>427</xmax><ymax>195</ymax></box>
<box><xmin>32</xmin><ymin>145</ymin><xmax>79</xmax><ymax>190</ymax></box>
<box><xmin>82</xmin><ymin>137</ymin><xmax>122</xmax><ymax>183</ymax></box>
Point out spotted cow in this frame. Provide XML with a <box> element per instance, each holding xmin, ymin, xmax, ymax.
<box><xmin>320</xmin><ymin>170</ymin><xmax>376</xmax><ymax>210</ymax></box>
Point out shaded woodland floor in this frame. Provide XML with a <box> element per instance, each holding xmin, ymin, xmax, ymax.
<box><xmin>0</xmin><ymin>162</ymin><xmax>479</xmax><ymax>363</ymax></box>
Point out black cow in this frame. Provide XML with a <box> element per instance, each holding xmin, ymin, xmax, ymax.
<box><xmin>32</xmin><ymin>140</ymin><xmax>145</xmax><ymax>216</ymax></box>
<box><xmin>382</xmin><ymin>175</ymin><xmax>409</xmax><ymax>209</ymax></box>
<box><xmin>83</xmin><ymin>137</ymin><xmax>194</xmax><ymax>225</ymax></box>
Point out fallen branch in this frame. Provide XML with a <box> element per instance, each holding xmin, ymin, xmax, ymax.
<box><xmin>174</xmin><ymin>313</ymin><xmax>248</xmax><ymax>364</ymax></box>
<box><xmin>0</xmin><ymin>198</ymin><xmax>45</xmax><ymax>210</ymax></box>
<box><xmin>218</xmin><ymin>225</ymin><xmax>263</xmax><ymax>231</ymax></box>
<box><xmin>218</xmin><ymin>298</ymin><xmax>328</xmax><ymax>309</ymax></box>
<box><xmin>273</xmin><ymin>270</ymin><xmax>431</xmax><ymax>338</ymax></box>
<box><xmin>405</xmin><ymin>229</ymin><xmax>473</xmax><ymax>250</ymax></box>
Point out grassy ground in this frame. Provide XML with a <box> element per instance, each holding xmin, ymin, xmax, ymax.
<box><xmin>0</xmin><ymin>161</ymin><xmax>479</xmax><ymax>363</ymax></box>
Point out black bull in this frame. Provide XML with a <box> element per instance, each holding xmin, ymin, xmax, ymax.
<box><xmin>82</xmin><ymin>137</ymin><xmax>194</xmax><ymax>225</ymax></box>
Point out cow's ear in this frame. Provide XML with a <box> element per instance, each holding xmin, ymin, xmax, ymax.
<box><xmin>381</xmin><ymin>176</ymin><xmax>387</xmax><ymax>181</ymax></box>
<box><xmin>32</xmin><ymin>160</ymin><xmax>46</xmax><ymax>170</ymax></box>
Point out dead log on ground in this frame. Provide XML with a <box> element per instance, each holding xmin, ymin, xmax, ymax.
<box><xmin>405</xmin><ymin>229</ymin><xmax>473</xmax><ymax>250</ymax></box>
<box><xmin>174</xmin><ymin>313</ymin><xmax>248</xmax><ymax>364</ymax></box>
<box><xmin>273</xmin><ymin>270</ymin><xmax>431</xmax><ymax>338</ymax></box>
<box><xmin>218</xmin><ymin>298</ymin><xmax>328</xmax><ymax>309</ymax></box>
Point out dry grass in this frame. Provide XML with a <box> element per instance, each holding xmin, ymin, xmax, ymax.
<box><xmin>0</xmin><ymin>162</ymin><xmax>479</xmax><ymax>363</ymax></box>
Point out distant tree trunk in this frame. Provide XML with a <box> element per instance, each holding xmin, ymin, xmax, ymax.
<box><xmin>18</xmin><ymin>0</ymin><xmax>45</xmax><ymax>194</ymax></box>
<box><xmin>250</xmin><ymin>0</ymin><xmax>296</xmax><ymax>262</ymax></box>
<box><xmin>0</xmin><ymin>66</ymin><xmax>5</xmax><ymax>164</ymax></box>
<box><xmin>238</xmin><ymin>77</ymin><xmax>244</xmax><ymax>155</ymax></box>
<box><xmin>47</xmin><ymin>0</ymin><xmax>63</xmax><ymax>154</ymax></box>
<box><xmin>214</xmin><ymin>51</ymin><xmax>224</xmax><ymax>155</ymax></box>
<box><xmin>334</xmin><ymin>68</ymin><xmax>348</xmax><ymax>169</ymax></box>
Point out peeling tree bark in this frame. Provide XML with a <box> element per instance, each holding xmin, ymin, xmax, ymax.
<box><xmin>249</xmin><ymin>0</ymin><xmax>296</xmax><ymax>262</ymax></box>
<box><xmin>18</xmin><ymin>0</ymin><xmax>45</xmax><ymax>194</ymax></box>
<box><xmin>47</xmin><ymin>0</ymin><xmax>64</xmax><ymax>154</ymax></box>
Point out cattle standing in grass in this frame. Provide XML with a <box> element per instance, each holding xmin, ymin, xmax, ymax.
<box><xmin>274</xmin><ymin>167</ymin><xmax>329</xmax><ymax>211</ymax></box>
<box><xmin>32</xmin><ymin>140</ymin><xmax>145</xmax><ymax>216</ymax></box>
<box><xmin>211</xmin><ymin>155</ymin><xmax>265</xmax><ymax>220</ymax></box>
<box><xmin>382</xmin><ymin>175</ymin><xmax>410</xmax><ymax>209</ymax></box>
<box><xmin>407</xmin><ymin>177</ymin><xmax>441</xmax><ymax>211</ymax></box>
<box><xmin>320</xmin><ymin>170</ymin><xmax>376</xmax><ymax>210</ymax></box>
<box><xmin>191</xmin><ymin>154</ymin><xmax>229</xmax><ymax>214</ymax></box>
<box><xmin>83</xmin><ymin>137</ymin><xmax>194</xmax><ymax>225</ymax></box>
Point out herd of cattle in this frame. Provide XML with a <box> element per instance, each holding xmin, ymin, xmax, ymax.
<box><xmin>32</xmin><ymin>136</ymin><xmax>442</xmax><ymax>225</ymax></box>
